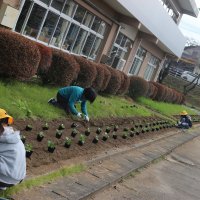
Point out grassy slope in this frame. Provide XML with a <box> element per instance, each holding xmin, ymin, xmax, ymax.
<box><xmin>0</xmin><ymin>80</ymin><xmax>198</xmax><ymax>121</ymax></box>
<box><xmin>137</xmin><ymin>97</ymin><xmax>197</xmax><ymax>116</ymax></box>
<box><xmin>0</xmin><ymin>80</ymin><xmax>152</xmax><ymax>120</ymax></box>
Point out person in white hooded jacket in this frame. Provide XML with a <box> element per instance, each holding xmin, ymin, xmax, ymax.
<box><xmin>0</xmin><ymin>108</ymin><xmax>26</xmax><ymax>190</ymax></box>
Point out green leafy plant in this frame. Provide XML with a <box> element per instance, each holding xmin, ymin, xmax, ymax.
<box><xmin>64</xmin><ymin>137</ymin><xmax>72</xmax><ymax>148</ymax></box>
<box><xmin>122</xmin><ymin>132</ymin><xmax>128</xmax><ymax>139</ymax></box>
<box><xmin>93</xmin><ymin>135</ymin><xmax>99</xmax><ymax>144</ymax></box>
<box><xmin>13</xmin><ymin>99</ymin><xmax>32</xmax><ymax>118</ymax></box>
<box><xmin>25</xmin><ymin>124</ymin><xmax>32</xmax><ymax>131</ymax></box>
<box><xmin>58</xmin><ymin>124</ymin><xmax>65</xmax><ymax>130</ymax></box>
<box><xmin>20</xmin><ymin>135</ymin><xmax>26</xmax><ymax>143</ymax></box>
<box><xmin>85</xmin><ymin>128</ymin><xmax>90</xmax><ymax>136</ymax></box>
<box><xmin>102</xmin><ymin>132</ymin><xmax>109</xmax><ymax>141</ymax></box>
<box><xmin>71</xmin><ymin>122</ymin><xmax>78</xmax><ymax>128</ymax></box>
<box><xmin>25</xmin><ymin>144</ymin><xmax>33</xmax><ymax>158</ymax></box>
<box><xmin>112</xmin><ymin>132</ymin><xmax>117</xmax><ymax>139</ymax></box>
<box><xmin>56</xmin><ymin>129</ymin><xmax>63</xmax><ymax>139</ymax></box>
<box><xmin>71</xmin><ymin>128</ymin><xmax>79</xmax><ymax>137</ymax></box>
<box><xmin>96</xmin><ymin>127</ymin><xmax>102</xmax><ymax>134</ymax></box>
<box><xmin>130</xmin><ymin>131</ymin><xmax>135</xmax><ymax>137</ymax></box>
<box><xmin>37</xmin><ymin>131</ymin><xmax>44</xmax><ymax>141</ymax></box>
<box><xmin>78</xmin><ymin>134</ymin><xmax>85</xmax><ymax>146</ymax></box>
<box><xmin>123</xmin><ymin>127</ymin><xmax>129</xmax><ymax>132</ymax></box>
<box><xmin>48</xmin><ymin>140</ymin><xmax>55</xmax><ymax>153</ymax></box>
<box><xmin>105</xmin><ymin>127</ymin><xmax>111</xmax><ymax>133</ymax></box>
<box><xmin>42</xmin><ymin>123</ymin><xmax>49</xmax><ymax>130</ymax></box>
<box><xmin>113</xmin><ymin>125</ymin><xmax>119</xmax><ymax>132</ymax></box>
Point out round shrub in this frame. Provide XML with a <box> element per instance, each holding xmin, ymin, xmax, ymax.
<box><xmin>146</xmin><ymin>82</ymin><xmax>155</xmax><ymax>98</ymax></box>
<box><xmin>129</xmin><ymin>76</ymin><xmax>149</xmax><ymax>99</ymax></box>
<box><xmin>92</xmin><ymin>63</ymin><xmax>105</xmax><ymax>91</ymax></box>
<box><xmin>46</xmin><ymin>49</ymin><xmax>80</xmax><ymax>86</ymax></box>
<box><xmin>36</xmin><ymin>43</ymin><xmax>52</xmax><ymax>83</ymax></box>
<box><xmin>103</xmin><ymin>66</ymin><xmax>122</xmax><ymax>95</ymax></box>
<box><xmin>117</xmin><ymin>72</ymin><xmax>130</xmax><ymax>95</ymax></box>
<box><xmin>99</xmin><ymin>64</ymin><xmax>111</xmax><ymax>92</ymax></box>
<box><xmin>74</xmin><ymin>56</ymin><xmax>97</xmax><ymax>88</ymax></box>
<box><xmin>0</xmin><ymin>28</ymin><xmax>40</xmax><ymax>80</ymax></box>
<box><xmin>152</xmin><ymin>82</ymin><xmax>167</xmax><ymax>101</ymax></box>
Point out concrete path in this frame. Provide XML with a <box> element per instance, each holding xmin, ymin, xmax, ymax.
<box><xmin>11</xmin><ymin>127</ymin><xmax>200</xmax><ymax>200</ymax></box>
<box><xmin>88</xmin><ymin>130</ymin><xmax>200</xmax><ymax>200</ymax></box>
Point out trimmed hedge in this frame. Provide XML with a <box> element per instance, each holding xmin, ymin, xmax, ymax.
<box><xmin>74</xmin><ymin>56</ymin><xmax>97</xmax><ymax>88</ymax></box>
<box><xmin>152</xmin><ymin>82</ymin><xmax>166</xmax><ymax>101</ymax></box>
<box><xmin>99</xmin><ymin>64</ymin><xmax>111</xmax><ymax>92</ymax></box>
<box><xmin>36</xmin><ymin>43</ymin><xmax>52</xmax><ymax>83</ymax></box>
<box><xmin>92</xmin><ymin>63</ymin><xmax>105</xmax><ymax>91</ymax></box>
<box><xmin>117</xmin><ymin>71</ymin><xmax>130</xmax><ymax>95</ymax></box>
<box><xmin>46</xmin><ymin>49</ymin><xmax>80</xmax><ymax>86</ymax></box>
<box><xmin>103</xmin><ymin>66</ymin><xmax>122</xmax><ymax>95</ymax></box>
<box><xmin>129</xmin><ymin>76</ymin><xmax>149</xmax><ymax>99</ymax></box>
<box><xmin>0</xmin><ymin>28</ymin><xmax>40</xmax><ymax>80</ymax></box>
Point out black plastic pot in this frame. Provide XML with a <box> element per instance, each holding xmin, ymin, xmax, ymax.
<box><xmin>93</xmin><ymin>138</ymin><xmax>99</xmax><ymax>144</ymax></box>
<box><xmin>56</xmin><ymin>133</ymin><xmax>62</xmax><ymax>139</ymax></box>
<box><xmin>37</xmin><ymin>135</ymin><xmax>44</xmax><ymax>142</ymax></box>
<box><xmin>64</xmin><ymin>143</ymin><xmax>71</xmax><ymax>148</ymax></box>
<box><xmin>85</xmin><ymin>130</ymin><xmax>90</xmax><ymax>136</ymax></box>
<box><xmin>48</xmin><ymin>147</ymin><xmax>55</xmax><ymax>153</ymax></box>
<box><xmin>26</xmin><ymin>151</ymin><xmax>33</xmax><ymax>158</ymax></box>
<box><xmin>113</xmin><ymin>134</ymin><xmax>117</xmax><ymax>139</ymax></box>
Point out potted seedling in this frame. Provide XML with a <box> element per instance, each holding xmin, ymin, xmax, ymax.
<box><xmin>25</xmin><ymin>124</ymin><xmax>32</xmax><ymax>131</ymax></box>
<box><xmin>112</xmin><ymin>132</ymin><xmax>117</xmax><ymax>139</ymax></box>
<box><xmin>58</xmin><ymin>123</ymin><xmax>65</xmax><ymax>130</ymax></box>
<box><xmin>102</xmin><ymin>132</ymin><xmax>109</xmax><ymax>141</ymax></box>
<box><xmin>135</xmin><ymin>130</ymin><xmax>140</xmax><ymax>135</ymax></box>
<box><xmin>37</xmin><ymin>131</ymin><xmax>44</xmax><ymax>142</ymax></box>
<box><xmin>85</xmin><ymin>128</ymin><xmax>90</xmax><ymax>136</ymax></box>
<box><xmin>64</xmin><ymin>137</ymin><xmax>72</xmax><ymax>148</ymax></box>
<box><xmin>151</xmin><ymin>127</ymin><xmax>155</xmax><ymax>132</ymax></box>
<box><xmin>48</xmin><ymin>140</ymin><xmax>55</xmax><ymax>153</ymax></box>
<box><xmin>71</xmin><ymin>128</ymin><xmax>79</xmax><ymax>137</ymax></box>
<box><xmin>20</xmin><ymin>135</ymin><xmax>26</xmax><ymax>144</ymax></box>
<box><xmin>135</xmin><ymin>124</ymin><xmax>139</xmax><ymax>128</ymax></box>
<box><xmin>25</xmin><ymin>144</ymin><xmax>33</xmax><ymax>158</ymax></box>
<box><xmin>141</xmin><ymin>129</ymin><xmax>145</xmax><ymax>133</ymax></box>
<box><xmin>56</xmin><ymin>129</ymin><xmax>63</xmax><ymax>139</ymax></box>
<box><xmin>93</xmin><ymin>135</ymin><xmax>99</xmax><ymax>144</ymax></box>
<box><xmin>130</xmin><ymin>131</ymin><xmax>135</xmax><ymax>137</ymax></box>
<box><xmin>131</xmin><ymin>127</ymin><xmax>135</xmax><ymax>131</ymax></box>
<box><xmin>122</xmin><ymin>132</ymin><xmax>128</xmax><ymax>139</ymax></box>
<box><xmin>105</xmin><ymin>127</ymin><xmax>111</xmax><ymax>133</ymax></box>
<box><xmin>123</xmin><ymin>127</ymin><xmax>129</xmax><ymax>132</ymax></box>
<box><xmin>78</xmin><ymin>134</ymin><xmax>85</xmax><ymax>146</ymax></box>
<box><xmin>71</xmin><ymin>122</ymin><xmax>78</xmax><ymax>128</ymax></box>
<box><xmin>96</xmin><ymin>127</ymin><xmax>102</xmax><ymax>134</ymax></box>
<box><xmin>113</xmin><ymin>125</ymin><xmax>119</xmax><ymax>132</ymax></box>
<box><xmin>42</xmin><ymin>123</ymin><xmax>49</xmax><ymax>130</ymax></box>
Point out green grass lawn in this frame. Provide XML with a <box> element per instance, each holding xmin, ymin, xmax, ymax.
<box><xmin>0</xmin><ymin>80</ymin><xmax>198</xmax><ymax>121</ymax></box>
<box><xmin>0</xmin><ymin>80</ymin><xmax>152</xmax><ymax>120</ymax></box>
<box><xmin>137</xmin><ymin>97</ymin><xmax>198</xmax><ymax>116</ymax></box>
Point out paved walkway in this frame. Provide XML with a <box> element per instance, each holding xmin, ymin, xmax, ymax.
<box><xmin>88</xmin><ymin>130</ymin><xmax>200</xmax><ymax>200</ymax></box>
<box><xmin>11</xmin><ymin>127</ymin><xmax>200</xmax><ymax>200</ymax></box>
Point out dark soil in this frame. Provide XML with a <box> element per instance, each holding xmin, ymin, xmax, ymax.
<box><xmin>13</xmin><ymin>116</ymin><xmax>176</xmax><ymax>177</ymax></box>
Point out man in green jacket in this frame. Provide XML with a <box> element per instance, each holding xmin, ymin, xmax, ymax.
<box><xmin>48</xmin><ymin>86</ymin><xmax>97</xmax><ymax>122</ymax></box>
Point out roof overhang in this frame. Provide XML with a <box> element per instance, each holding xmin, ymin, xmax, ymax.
<box><xmin>177</xmin><ymin>0</ymin><xmax>199</xmax><ymax>17</ymax></box>
<box><xmin>103</xmin><ymin>0</ymin><xmax>188</xmax><ymax>57</ymax></box>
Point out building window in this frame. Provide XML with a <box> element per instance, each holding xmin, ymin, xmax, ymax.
<box><xmin>158</xmin><ymin>0</ymin><xmax>180</xmax><ymax>22</ymax></box>
<box><xmin>144</xmin><ymin>55</ymin><xmax>159</xmax><ymax>81</ymax></box>
<box><xmin>129</xmin><ymin>47</ymin><xmax>146</xmax><ymax>75</ymax></box>
<box><xmin>15</xmin><ymin>0</ymin><xmax>108</xmax><ymax>60</ymax></box>
<box><xmin>108</xmin><ymin>32</ymin><xmax>133</xmax><ymax>70</ymax></box>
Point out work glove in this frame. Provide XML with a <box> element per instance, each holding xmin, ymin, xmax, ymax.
<box><xmin>84</xmin><ymin>115</ymin><xmax>89</xmax><ymax>122</ymax></box>
<box><xmin>76</xmin><ymin>112</ymin><xmax>82</xmax><ymax>118</ymax></box>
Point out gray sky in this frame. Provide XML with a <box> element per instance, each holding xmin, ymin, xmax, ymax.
<box><xmin>179</xmin><ymin>0</ymin><xmax>200</xmax><ymax>43</ymax></box>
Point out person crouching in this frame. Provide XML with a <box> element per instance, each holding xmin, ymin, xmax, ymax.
<box><xmin>0</xmin><ymin>109</ymin><xmax>26</xmax><ymax>190</ymax></box>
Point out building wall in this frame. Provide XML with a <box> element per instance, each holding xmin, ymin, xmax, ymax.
<box><xmin>0</xmin><ymin>0</ymin><xmax>186</xmax><ymax>82</ymax></box>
